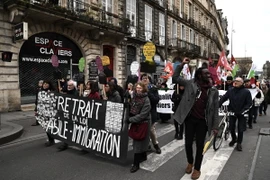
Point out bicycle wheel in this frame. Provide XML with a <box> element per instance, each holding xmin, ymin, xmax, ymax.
<box><xmin>213</xmin><ymin>123</ymin><xmax>224</xmax><ymax>151</ymax></box>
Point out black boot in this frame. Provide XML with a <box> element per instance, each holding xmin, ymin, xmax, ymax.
<box><xmin>154</xmin><ymin>144</ymin><xmax>161</xmax><ymax>154</ymax></box>
<box><xmin>177</xmin><ymin>124</ymin><xmax>184</xmax><ymax>140</ymax></box>
<box><xmin>130</xmin><ymin>153</ymin><xmax>140</xmax><ymax>173</ymax></box>
<box><xmin>139</xmin><ymin>152</ymin><xmax>147</xmax><ymax>163</ymax></box>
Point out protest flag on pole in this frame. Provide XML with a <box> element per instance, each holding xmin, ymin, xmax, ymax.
<box><xmin>247</xmin><ymin>63</ymin><xmax>256</xmax><ymax>79</ymax></box>
<box><xmin>231</xmin><ymin>55</ymin><xmax>239</xmax><ymax>78</ymax></box>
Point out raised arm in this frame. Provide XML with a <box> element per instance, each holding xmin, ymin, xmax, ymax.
<box><xmin>172</xmin><ymin>58</ymin><xmax>190</xmax><ymax>86</ymax></box>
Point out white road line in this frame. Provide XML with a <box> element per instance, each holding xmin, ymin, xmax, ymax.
<box><xmin>180</xmin><ymin>138</ymin><xmax>234</xmax><ymax>180</ymax></box>
<box><xmin>140</xmin><ymin>139</ymin><xmax>185</xmax><ymax>172</ymax></box>
<box><xmin>128</xmin><ymin>124</ymin><xmax>175</xmax><ymax>151</ymax></box>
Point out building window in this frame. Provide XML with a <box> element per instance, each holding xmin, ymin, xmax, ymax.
<box><xmin>201</xmin><ymin>37</ymin><xmax>204</xmax><ymax>55</ymax></box>
<box><xmin>158</xmin><ymin>0</ymin><xmax>164</xmax><ymax>7</ymax></box>
<box><xmin>102</xmin><ymin>0</ymin><xmax>113</xmax><ymax>23</ymax></box>
<box><xmin>145</xmin><ymin>4</ymin><xmax>153</xmax><ymax>41</ymax></box>
<box><xmin>180</xmin><ymin>0</ymin><xmax>184</xmax><ymax>17</ymax></box>
<box><xmin>68</xmin><ymin>0</ymin><xmax>85</xmax><ymax>12</ymax></box>
<box><xmin>159</xmin><ymin>13</ymin><xmax>165</xmax><ymax>45</ymax></box>
<box><xmin>171</xmin><ymin>20</ymin><xmax>177</xmax><ymax>46</ymax></box>
<box><xmin>181</xmin><ymin>24</ymin><xmax>186</xmax><ymax>48</ymax></box>
<box><xmin>195</xmin><ymin>33</ymin><xmax>198</xmax><ymax>45</ymax></box>
<box><xmin>127</xmin><ymin>0</ymin><xmax>136</xmax><ymax>37</ymax></box>
<box><xmin>188</xmin><ymin>2</ymin><xmax>193</xmax><ymax>19</ymax></box>
<box><xmin>181</xmin><ymin>24</ymin><xmax>186</xmax><ymax>40</ymax></box>
<box><xmin>195</xmin><ymin>8</ymin><xmax>198</xmax><ymax>21</ymax></box>
<box><xmin>102</xmin><ymin>0</ymin><xmax>113</xmax><ymax>12</ymax></box>
<box><xmin>189</xmin><ymin>29</ymin><xmax>194</xmax><ymax>43</ymax></box>
<box><xmin>169</xmin><ymin>0</ymin><xmax>175</xmax><ymax>10</ymax></box>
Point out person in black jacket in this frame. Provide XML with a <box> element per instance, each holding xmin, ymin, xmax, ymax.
<box><xmin>110</xmin><ymin>77</ymin><xmax>124</xmax><ymax>102</ymax></box>
<box><xmin>141</xmin><ymin>74</ymin><xmax>161</xmax><ymax>154</ymax></box>
<box><xmin>219</xmin><ymin>77</ymin><xmax>252</xmax><ymax>151</ymax></box>
<box><xmin>171</xmin><ymin>84</ymin><xmax>185</xmax><ymax>140</ymax></box>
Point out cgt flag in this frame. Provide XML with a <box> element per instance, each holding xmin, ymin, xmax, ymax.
<box><xmin>216</xmin><ymin>51</ymin><xmax>232</xmax><ymax>71</ymax></box>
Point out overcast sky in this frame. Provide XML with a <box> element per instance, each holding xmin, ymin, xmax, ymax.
<box><xmin>215</xmin><ymin>0</ymin><xmax>270</xmax><ymax>70</ymax></box>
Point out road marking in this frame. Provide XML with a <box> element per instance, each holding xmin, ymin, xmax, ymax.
<box><xmin>180</xmin><ymin>138</ymin><xmax>234</xmax><ymax>180</ymax></box>
<box><xmin>128</xmin><ymin>124</ymin><xmax>175</xmax><ymax>151</ymax></box>
<box><xmin>140</xmin><ymin>139</ymin><xmax>185</xmax><ymax>172</ymax></box>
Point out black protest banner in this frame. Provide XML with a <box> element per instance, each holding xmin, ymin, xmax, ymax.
<box><xmin>36</xmin><ymin>91</ymin><xmax>129</xmax><ymax>161</ymax></box>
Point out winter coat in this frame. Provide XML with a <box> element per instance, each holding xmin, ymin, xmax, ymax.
<box><xmin>171</xmin><ymin>86</ymin><xmax>184</xmax><ymax>112</ymax></box>
<box><xmin>148</xmin><ymin>85</ymin><xmax>160</xmax><ymax>124</ymax></box>
<box><xmin>128</xmin><ymin>93</ymin><xmax>151</xmax><ymax>153</ymax></box>
<box><xmin>219</xmin><ymin>86</ymin><xmax>252</xmax><ymax>115</ymax></box>
<box><xmin>107</xmin><ymin>90</ymin><xmax>122</xmax><ymax>103</ymax></box>
<box><xmin>172</xmin><ymin>64</ymin><xmax>219</xmax><ymax>136</ymax></box>
<box><xmin>88</xmin><ymin>92</ymin><xmax>100</xmax><ymax>99</ymax></box>
<box><xmin>254</xmin><ymin>88</ymin><xmax>264</xmax><ymax>107</ymax></box>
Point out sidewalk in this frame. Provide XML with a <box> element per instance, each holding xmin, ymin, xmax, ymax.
<box><xmin>0</xmin><ymin>110</ymin><xmax>45</xmax><ymax>145</ymax></box>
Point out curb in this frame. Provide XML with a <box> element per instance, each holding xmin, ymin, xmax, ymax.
<box><xmin>0</xmin><ymin>122</ymin><xmax>24</xmax><ymax>145</ymax></box>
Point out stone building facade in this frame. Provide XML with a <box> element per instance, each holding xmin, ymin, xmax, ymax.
<box><xmin>0</xmin><ymin>0</ymin><xmax>229</xmax><ymax>112</ymax></box>
<box><xmin>0</xmin><ymin>0</ymin><xmax>129</xmax><ymax>111</ymax></box>
<box><xmin>125</xmin><ymin>0</ymin><xmax>229</xmax><ymax>83</ymax></box>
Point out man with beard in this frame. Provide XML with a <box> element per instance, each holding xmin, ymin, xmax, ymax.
<box><xmin>172</xmin><ymin>58</ymin><xmax>219</xmax><ymax>179</ymax></box>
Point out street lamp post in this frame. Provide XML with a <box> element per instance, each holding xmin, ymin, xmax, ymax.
<box><xmin>231</xmin><ymin>24</ymin><xmax>235</xmax><ymax>58</ymax></box>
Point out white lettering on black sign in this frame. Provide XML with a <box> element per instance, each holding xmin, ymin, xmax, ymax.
<box><xmin>36</xmin><ymin>92</ymin><xmax>127</xmax><ymax>160</ymax></box>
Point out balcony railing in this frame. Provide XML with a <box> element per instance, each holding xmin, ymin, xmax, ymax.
<box><xmin>182</xmin><ymin>13</ymin><xmax>188</xmax><ymax>21</ymax></box>
<box><xmin>4</xmin><ymin>0</ymin><xmax>130</xmax><ymax>33</ymax></box>
<box><xmin>188</xmin><ymin>17</ymin><xmax>195</xmax><ymax>25</ymax></box>
<box><xmin>168</xmin><ymin>38</ymin><xmax>201</xmax><ymax>56</ymax></box>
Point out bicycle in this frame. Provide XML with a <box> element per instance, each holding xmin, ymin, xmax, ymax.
<box><xmin>213</xmin><ymin>111</ymin><xmax>231</xmax><ymax>151</ymax></box>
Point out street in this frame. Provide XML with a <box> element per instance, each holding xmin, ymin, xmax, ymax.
<box><xmin>0</xmin><ymin>111</ymin><xmax>269</xmax><ymax>180</ymax></box>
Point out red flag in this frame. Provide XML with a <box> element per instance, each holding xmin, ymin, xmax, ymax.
<box><xmin>216</xmin><ymin>51</ymin><xmax>232</xmax><ymax>71</ymax></box>
<box><xmin>231</xmin><ymin>55</ymin><xmax>237</xmax><ymax>65</ymax></box>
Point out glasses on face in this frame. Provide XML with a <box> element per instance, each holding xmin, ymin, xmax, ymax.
<box><xmin>67</xmin><ymin>84</ymin><xmax>73</xmax><ymax>86</ymax></box>
<box><xmin>234</xmin><ymin>80</ymin><xmax>242</xmax><ymax>83</ymax></box>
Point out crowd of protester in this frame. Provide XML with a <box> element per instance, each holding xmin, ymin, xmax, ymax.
<box><xmin>32</xmin><ymin>59</ymin><xmax>270</xmax><ymax>178</ymax></box>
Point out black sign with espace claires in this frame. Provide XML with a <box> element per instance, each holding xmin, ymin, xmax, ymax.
<box><xmin>36</xmin><ymin>91</ymin><xmax>129</xmax><ymax>162</ymax></box>
<box><xmin>19</xmin><ymin>32</ymin><xmax>82</xmax><ymax>65</ymax></box>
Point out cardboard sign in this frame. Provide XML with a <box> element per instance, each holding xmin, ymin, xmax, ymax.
<box><xmin>36</xmin><ymin>92</ymin><xmax>129</xmax><ymax>161</ymax></box>
<box><xmin>51</xmin><ymin>55</ymin><xmax>59</xmax><ymax>67</ymax></box>
<box><xmin>78</xmin><ymin>57</ymin><xmax>85</xmax><ymax>72</ymax></box>
<box><xmin>101</xmin><ymin>56</ymin><xmax>110</xmax><ymax>66</ymax></box>
<box><xmin>157</xmin><ymin>90</ymin><xmax>175</xmax><ymax>114</ymax></box>
<box><xmin>96</xmin><ymin>56</ymin><xmax>103</xmax><ymax>71</ymax></box>
<box><xmin>130</xmin><ymin>61</ymin><xmax>139</xmax><ymax>75</ymax></box>
<box><xmin>143</xmin><ymin>42</ymin><xmax>156</xmax><ymax>62</ymax></box>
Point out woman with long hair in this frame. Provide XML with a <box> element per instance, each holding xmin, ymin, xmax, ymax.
<box><xmin>128</xmin><ymin>81</ymin><xmax>151</xmax><ymax>173</ymax></box>
<box><xmin>103</xmin><ymin>81</ymin><xmax>121</xmax><ymax>103</ymax></box>
<box><xmin>88</xmin><ymin>81</ymin><xmax>100</xmax><ymax>99</ymax></box>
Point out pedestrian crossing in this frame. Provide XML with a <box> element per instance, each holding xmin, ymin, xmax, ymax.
<box><xmin>52</xmin><ymin>121</ymin><xmax>236</xmax><ymax>179</ymax></box>
<box><xmin>135</xmin><ymin>122</ymin><xmax>236</xmax><ymax>180</ymax></box>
